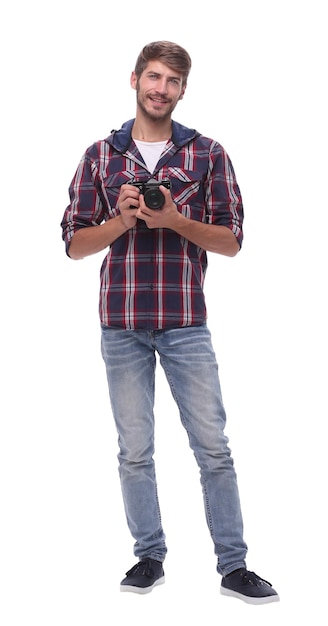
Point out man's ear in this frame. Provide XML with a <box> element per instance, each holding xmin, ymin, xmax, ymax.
<box><xmin>130</xmin><ymin>71</ymin><xmax>137</xmax><ymax>90</ymax></box>
<box><xmin>179</xmin><ymin>85</ymin><xmax>187</xmax><ymax>100</ymax></box>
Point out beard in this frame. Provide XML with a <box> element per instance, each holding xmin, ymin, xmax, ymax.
<box><xmin>136</xmin><ymin>87</ymin><xmax>177</xmax><ymax>122</ymax></box>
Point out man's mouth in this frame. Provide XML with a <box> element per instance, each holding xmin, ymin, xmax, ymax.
<box><xmin>149</xmin><ymin>96</ymin><xmax>168</xmax><ymax>104</ymax></box>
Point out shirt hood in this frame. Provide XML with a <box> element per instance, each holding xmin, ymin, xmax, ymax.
<box><xmin>106</xmin><ymin>119</ymin><xmax>200</xmax><ymax>153</ymax></box>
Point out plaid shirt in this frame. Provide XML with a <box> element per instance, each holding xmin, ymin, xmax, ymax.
<box><xmin>61</xmin><ymin>119</ymin><xmax>244</xmax><ymax>330</ymax></box>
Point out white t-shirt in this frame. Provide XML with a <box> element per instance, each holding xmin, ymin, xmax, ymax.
<box><xmin>134</xmin><ymin>140</ymin><xmax>167</xmax><ymax>174</ymax></box>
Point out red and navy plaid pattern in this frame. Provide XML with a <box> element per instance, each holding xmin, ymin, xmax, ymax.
<box><xmin>61</xmin><ymin>120</ymin><xmax>244</xmax><ymax>330</ymax></box>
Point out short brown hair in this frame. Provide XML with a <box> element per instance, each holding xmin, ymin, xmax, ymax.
<box><xmin>134</xmin><ymin>41</ymin><xmax>192</xmax><ymax>86</ymax></box>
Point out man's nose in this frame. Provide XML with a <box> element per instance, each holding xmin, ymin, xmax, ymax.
<box><xmin>156</xmin><ymin>79</ymin><xmax>168</xmax><ymax>93</ymax></box>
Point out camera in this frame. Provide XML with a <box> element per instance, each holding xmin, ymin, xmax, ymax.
<box><xmin>128</xmin><ymin>178</ymin><xmax>171</xmax><ymax>210</ymax></box>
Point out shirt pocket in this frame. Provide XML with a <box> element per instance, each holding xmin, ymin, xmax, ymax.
<box><xmin>167</xmin><ymin>167</ymin><xmax>206</xmax><ymax>222</ymax></box>
<box><xmin>101</xmin><ymin>171</ymin><xmax>136</xmax><ymax>217</ymax></box>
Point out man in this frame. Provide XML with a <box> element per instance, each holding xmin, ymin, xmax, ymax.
<box><xmin>61</xmin><ymin>41</ymin><xmax>279</xmax><ymax>604</ymax></box>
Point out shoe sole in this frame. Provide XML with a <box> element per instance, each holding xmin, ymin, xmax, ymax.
<box><xmin>220</xmin><ymin>587</ymin><xmax>280</xmax><ymax>605</ymax></box>
<box><xmin>120</xmin><ymin>576</ymin><xmax>165</xmax><ymax>595</ymax></box>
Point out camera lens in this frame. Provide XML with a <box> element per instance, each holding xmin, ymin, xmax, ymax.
<box><xmin>144</xmin><ymin>188</ymin><xmax>165</xmax><ymax>210</ymax></box>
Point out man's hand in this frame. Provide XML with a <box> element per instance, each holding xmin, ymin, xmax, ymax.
<box><xmin>118</xmin><ymin>183</ymin><xmax>141</xmax><ymax>229</ymax></box>
<box><xmin>120</xmin><ymin>183</ymin><xmax>239</xmax><ymax>256</ymax></box>
<box><xmin>136</xmin><ymin>185</ymin><xmax>180</xmax><ymax>230</ymax></box>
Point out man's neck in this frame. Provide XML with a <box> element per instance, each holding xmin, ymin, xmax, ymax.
<box><xmin>132</xmin><ymin>115</ymin><xmax>172</xmax><ymax>143</ymax></box>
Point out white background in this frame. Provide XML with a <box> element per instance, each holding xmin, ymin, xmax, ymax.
<box><xmin>1</xmin><ymin>0</ymin><xmax>327</xmax><ymax>623</ymax></box>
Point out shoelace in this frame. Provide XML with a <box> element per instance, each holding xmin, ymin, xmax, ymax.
<box><xmin>241</xmin><ymin>570</ymin><xmax>272</xmax><ymax>587</ymax></box>
<box><xmin>125</xmin><ymin>559</ymin><xmax>154</xmax><ymax>579</ymax></box>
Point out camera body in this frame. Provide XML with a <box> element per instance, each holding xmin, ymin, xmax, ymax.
<box><xmin>128</xmin><ymin>178</ymin><xmax>171</xmax><ymax>210</ymax></box>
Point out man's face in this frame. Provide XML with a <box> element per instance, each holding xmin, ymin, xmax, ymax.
<box><xmin>131</xmin><ymin>60</ymin><xmax>186</xmax><ymax>122</ymax></box>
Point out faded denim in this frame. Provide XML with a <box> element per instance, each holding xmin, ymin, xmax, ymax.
<box><xmin>101</xmin><ymin>323</ymin><xmax>247</xmax><ymax>575</ymax></box>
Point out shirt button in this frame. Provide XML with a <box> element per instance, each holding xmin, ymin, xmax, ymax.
<box><xmin>150</xmin><ymin>285</ymin><xmax>154</xmax><ymax>290</ymax></box>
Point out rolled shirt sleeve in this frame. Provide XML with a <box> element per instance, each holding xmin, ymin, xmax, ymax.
<box><xmin>205</xmin><ymin>142</ymin><xmax>244</xmax><ymax>248</ymax></box>
<box><xmin>61</xmin><ymin>152</ymin><xmax>108</xmax><ymax>255</ymax></box>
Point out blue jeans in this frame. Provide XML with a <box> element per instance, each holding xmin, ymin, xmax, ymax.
<box><xmin>101</xmin><ymin>323</ymin><xmax>247</xmax><ymax>576</ymax></box>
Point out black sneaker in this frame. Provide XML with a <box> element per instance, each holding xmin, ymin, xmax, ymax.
<box><xmin>220</xmin><ymin>569</ymin><xmax>279</xmax><ymax>604</ymax></box>
<box><xmin>120</xmin><ymin>558</ymin><xmax>165</xmax><ymax>594</ymax></box>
